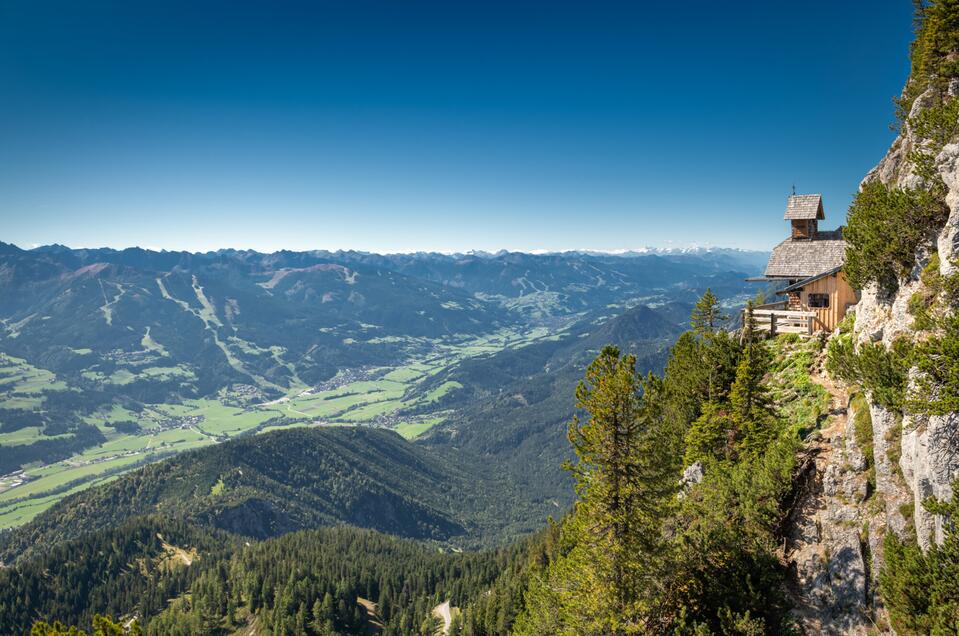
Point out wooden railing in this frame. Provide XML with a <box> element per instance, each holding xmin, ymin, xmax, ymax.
<box><xmin>747</xmin><ymin>309</ymin><xmax>819</xmax><ymax>336</ymax></box>
<box><xmin>754</xmin><ymin>299</ymin><xmax>787</xmax><ymax>310</ymax></box>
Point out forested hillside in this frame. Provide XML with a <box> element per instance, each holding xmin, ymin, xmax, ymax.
<box><xmin>422</xmin><ymin>302</ymin><xmax>687</xmax><ymax>502</ymax></box>
<box><xmin>0</xmin><ymin>426</ymin><xmax>548</xmax><ymax>565</ymax></box>
<box><xmin>0</xmin><ymin>516</ymin><xmax>237</xmax><ymax>632</ymax></box>
<box><xmin>0</xmin><ymin>518</ymin><xmax>533</xmax><ymax>636</ymax></box>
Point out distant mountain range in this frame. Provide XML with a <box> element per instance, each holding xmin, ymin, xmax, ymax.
<box><xmin>21</xmin><ymin>242</ymin><xmax>768</xmax><ymax>258</ymax></box>
<box><xmin>0</xmin><ymin>240</ymin><xmax>764</xmax><ymax>398</ymax></box>
<box><xmin>0</xmin><ymin>240</ymin><xmax>764</xmax><ymax>546</ymax></box>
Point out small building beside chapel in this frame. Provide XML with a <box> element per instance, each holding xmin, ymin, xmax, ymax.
<box><xmin>756</xmin><ymin>194</ymin><xmax>858</xmax><ymax>332</ymax></box>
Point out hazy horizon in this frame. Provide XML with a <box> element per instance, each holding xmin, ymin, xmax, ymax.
<box><xmin>6</xmin><ymin>239</ymin><xmax>770</xmax><ymax>256</ymax></box>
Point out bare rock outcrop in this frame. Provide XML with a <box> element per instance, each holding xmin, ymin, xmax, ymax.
<box><xmin>851</xmin><ymin>87</ymin><xmax>959</xmax><ymax>551</ymax></box>
<box><xmin>901</xmin><ymin>410</ymin><xmax>959</xmax><ymax>548</ymax></box>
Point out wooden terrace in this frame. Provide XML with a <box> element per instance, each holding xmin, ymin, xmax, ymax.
<box><xmin>745</xmin><ymin>301</ymin><xmax>823</xmax><ymax>336</ymax></box>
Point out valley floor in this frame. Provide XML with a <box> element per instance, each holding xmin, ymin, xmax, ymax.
<box><xmin>0</xmin><ymin>325</ymin><xmax>564</xmax><ymax>530</ymax></box>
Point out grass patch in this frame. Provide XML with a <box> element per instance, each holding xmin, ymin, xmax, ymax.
<box><xmin>1</xmin><ymin>396</ymin><xmax>43</xmax><ymax>410</ymax></box>
<box><xmin>258</xmin><ymin>421</ymin><xmax>314</xmax><ymax>435</ymax></box>
<box><xmin>107</xmin><ymin>369</ymin><xmax>137</xmax><ymax>385</ymax></box>
<box><xmin>394</xmin><ymin>417</ymin><xmax>444</xmax><ymax>440</ymax></box>
<box><xmin>420</xmin><ymin>381</ymin><xmax>463</xmax><ymax>403</ymax></box>
<box><xmin>338</xmin><ymin>399</ymin><xmax>406</xmax><ymax>422</ymax></box>
<box><xmin>0</xmin><ymin>426</ymin><xmax>71</xmax><ymax>446</ymax></box>
<box><xmin>381</xmin><ymin>367</ymin><xmax>424</xmax><ymax>382</ymax></box>
<box><xmin>851</xmin><ymin>391</ymin><xmax>876</xmax><ymax>495</ymax></box>
<box><xmin>84</xmin><ymin>405</ymin><xmax>142</xmax><ymax>431</ymax></box>
<box><xmin>0</xmin><ymin>455</ymin><xmax>144</xmax><ymax>505</ymax></box>
<box><xmin>140</xmin><ymin>327</ymin><xmax>168</xmax><ymax>356</ymax></box>
<box><xmin>140</xmin><ymin>365</ymin><xmax>195</xmax><ymax>380</ymax></box>
<box><xmin>0</xmin><ymin>354</ymin><xmax>66</xmax><ymax>397</ymax></box>
<box><xmin>766</xmin><ymin>336</ymin><xmax>831</xmax><ymax>435</ymax></box>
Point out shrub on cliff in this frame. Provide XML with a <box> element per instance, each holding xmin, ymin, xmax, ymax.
<box><xmin>880</xmin><ymin>479</ymin><xmax>959</xmax><ymax>634</ymax></box>
<box><xmin>895</xmin><ymin>0</ymin><xmax>959</xmax><ymax>123</ymax></box>
<box><xmin>844</xmin><ymin>181</ymin><xmax>947</xmax><ymax>293</ymax></box>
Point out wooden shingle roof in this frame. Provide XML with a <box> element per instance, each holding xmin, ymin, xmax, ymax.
<box><xmin>777</xmin><ymin>265</ymin><xmax>844</xmax><ymax>293</ymax></box>
<box><xmin>764</xmin><ymin>229</ymin><xmax>845</xmax><ymax>278</ymax></box>
<box><xmin>784</xmin><ymin>194</ymin><xmax>824</xmax><ymax>220</ymax></box>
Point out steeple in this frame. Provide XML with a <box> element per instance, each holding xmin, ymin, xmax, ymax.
<box><xmin>785</xmin><ymin>193</ymin><xmax>824</xmax><ymax>240</ymax></box>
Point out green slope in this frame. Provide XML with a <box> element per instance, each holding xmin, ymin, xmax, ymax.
<box><xmin>0</xmin><ymin>426</ymin><xmax>544</xmax><ymax>565</ymax></box>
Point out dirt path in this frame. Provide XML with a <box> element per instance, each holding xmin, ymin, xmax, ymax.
<box><xmin>431</xmin><ymin>600</ymin><xmax>452</xmax><ymax>636</ymax></box>
<box><xmin>285</xmin><ymin>403</ymin><xmax>311</xmax><ymax>418</ymax></box>
<box><xmin>784</xmin><ymin>363</ymin><xmax>873</xmax><ymax>635</ymax></box>
<box><xmin>227</xmin><ymin>615</ymin><xmax>258</xmax><ymax>636</ymax></box>
<box><xmin>357</xmin><ymin>597</ymin><xmax>384</xmax><ymax>634</ymax></box>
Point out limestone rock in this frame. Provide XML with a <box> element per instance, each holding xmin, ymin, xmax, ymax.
<box><xmin>938</xmin><ymin>142</ymin><xmax>959</xmax><ymax>275</ymax></box>
<box><xmin>849</xmin><ymin>87</ymin><xmax>959</xmax><ymax>552</ymax></box>
<box><xmin>900</xmin><ymin>410</ymin><xmax>959</xmax><ymax>548</ymax></box>
<box><xmin>678</xmin><ymin>461</ymin><xmax>704</xmax><ymax>498</ymax></box>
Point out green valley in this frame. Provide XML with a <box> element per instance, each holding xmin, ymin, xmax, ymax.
<box><xmin>0</xmin><ymin>324</ymin><xmax>576</xmax><ymax>529</ymax></box>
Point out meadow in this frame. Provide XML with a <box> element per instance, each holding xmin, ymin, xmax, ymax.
<box><xmin>0</xmin><ymin>353</ymin><xmax>68</xmax><ymax>413</ymax></box>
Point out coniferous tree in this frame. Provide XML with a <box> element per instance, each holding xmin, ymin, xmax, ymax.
<box><xmin>881</xmin><ymin>479</ymin><xmax>959</xmax><ymax>633</ymax></box>
<box><xmin>690</xmin><ymin>288</ymin><xmax>726</xmax><ymax>336</ymax></box>
<box><xmin>30</xmin><ymin>616</ymin><xmax>140</xmax><ymax>636</ymax></box>
<box><xmin>515</xmin><ymin>347</ymin><xmax>677</xmax><ymax>635</ymax></box>
<box><xmin>690</xmin><ymin>289</ymin><xmax>739</xmax><ymax>403</ymax></box>
<box><xmin>683</xmin><ymin>401</ymin><xmax>736</xmax><ymax>464</ymax></box>
<box><xmin>662</xmin><ymin>332</ymin><xmax>710</xmax><ymax>428</ymax></box>
<box><xmin>729</xmin><ymin>302</ymin><xmax>774</xmax><ymax>457</ymax></box>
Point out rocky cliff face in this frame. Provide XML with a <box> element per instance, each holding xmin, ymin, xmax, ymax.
<box><xmin>853</xmin><ymin>83</ymin><xmax>959</xmax><ymax>553</ymax></box>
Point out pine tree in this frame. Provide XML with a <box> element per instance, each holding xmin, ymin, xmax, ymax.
<box><xmin>729</xmin><ymin>302</ymin><xmax>774</xmax><ymax>457</ymax></box>
<box><xmin>30</xmin><ymin>615</ymin><xmax>136</xmax><ymax>636</ymax></box>
<box><xmin>515</xmin><ymin>347</ymin><xmax>677</xmax><ymax>635</ymax></box>
<box><xmin>683</xmin><ymin>401</ymin><xmax>736</xmax><ymax>464</ymax></box>
<box><xmin>689</xmin><ymin>290</ymin><xmax>740</xmax><ymax>403</ymax></box>
<box><xmin>881</xmin><ymin>479</ymin><xmax>959</xmax><ymax>632</ymax></box>
<box><xmin>226</xmin><ymin>595</ymin><xmax>237</xmax><ymax>628</ymax></box>
<box><xmin>448</xmin><ymin>611</ymin><xmax>464</xmax><ymax>635</ymax></box>
<box><xmin>294</xmin><ymin>602</ymin><xmax>308</xmax><ymax>634</ymax></box>
<box><xmin>311</xmin><ymin>599</ymin><xmax>325</xmax><ymax>633</ymax></box>
<box><xmin>662</xmin><ymin>332</ymin><xmax>709</xmax><ymax>428</ymax></box>
<box><xmin>690</xmin><ymin>288</ymin><xmax>727</xmax><ymax>336</ymax></box>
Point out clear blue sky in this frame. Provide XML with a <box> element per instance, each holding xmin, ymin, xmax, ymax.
<box><xmin>0</xmin><ymin>1</ymin><xmax>914</xmax><ymax>253</ymax></box>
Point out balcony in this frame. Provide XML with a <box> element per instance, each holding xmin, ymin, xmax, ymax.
<box><xmin>745</xmin><ymin>301</ymin><xmax>821</xmax><ymax>336</ymax></box>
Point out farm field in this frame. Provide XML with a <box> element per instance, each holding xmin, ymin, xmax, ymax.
<box><xmin>0</xmin><ymin>353</ymin><xmax>68</xmax><ymax>410</ymax></box>
<box><xmin>0</xmin><ymin>427</ymin><xmax>72</xmax><ymax>447</ymax></box>
<box><xmin>394</xmin><ymin>417</ymin><xmax>446</xmax><ymax>440</ymax></box>
<box><xmin>0</xmin><ymin>324</ymin><xmax>568</xmax><ymax>530</ymax></box>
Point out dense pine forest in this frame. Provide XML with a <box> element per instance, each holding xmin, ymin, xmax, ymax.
<box><xmin>509</xmin><ymin>295</ymin><xmax>823</xmax><ymax>634</ymax></box>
